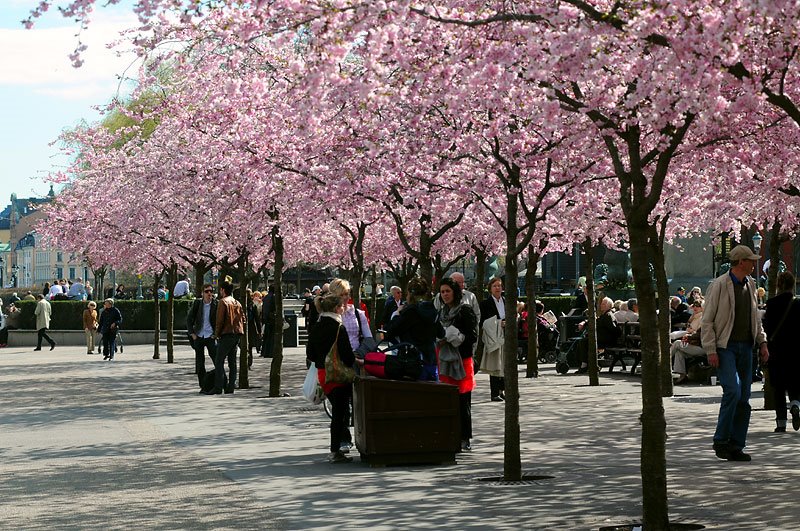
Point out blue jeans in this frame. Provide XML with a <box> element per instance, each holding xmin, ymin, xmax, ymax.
<box><xmin>714</xmin><ymin>341</ymin><xmax>753</xmax><ymax>450</ymax></box>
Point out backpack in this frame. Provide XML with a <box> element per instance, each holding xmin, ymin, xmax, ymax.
<box><xmin>383</xmin><ymin>342</ymin><xmax>424</xmax><ymax>381</ymax></box>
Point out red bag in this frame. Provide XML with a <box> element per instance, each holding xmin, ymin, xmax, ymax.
<box><xmin>363</xmin><ymin>351</ymin><xmax>388</xmax><ymax>378</ymax></box>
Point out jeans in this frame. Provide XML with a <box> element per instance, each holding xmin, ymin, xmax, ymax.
<box><xmin>327</xmin><ymin>384</ymin><xmax>353</xmax><ymax>453</ymax></box>
<box><xmin>37</xmin><ymin>328</ymin><xmax>55</xmax><ymax>349</ymax></box>
<box><xmin>193</xmin><ymin>336</ymin><xmax>217</xmax><ymax>386</ymax></box>
<box><xmin>714</xmin><ymin>341</ymin><xmax>753</xmax><ymax>450</ymax></box>
<box><xmin>215</xmin><ymin>335</ymin><xmax>239</xmax><ymax>392</ymax></box>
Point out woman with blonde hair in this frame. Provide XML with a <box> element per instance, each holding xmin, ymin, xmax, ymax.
<box><xmin>309</xmin><ymin>293</ymin><xmax>356</xmax><ymax>463</ymax></box>
<box><xmin>83</xmin><ymin>301</ymin><xmax>98</xmax><ymax>355</ymax></box>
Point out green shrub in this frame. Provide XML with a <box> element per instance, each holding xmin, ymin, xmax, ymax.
<box><xmin>12</xmin><ymin>299</ymin><xmax>194</xmax><ymax>330</ymax></box>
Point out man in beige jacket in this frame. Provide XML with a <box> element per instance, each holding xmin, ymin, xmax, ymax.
<box><xmin>702</xmin><ymin>245</ymin><xmax>769</xmax><ymax>462</ymax></box>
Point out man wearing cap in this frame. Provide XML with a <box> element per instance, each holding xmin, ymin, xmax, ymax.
<box><xmin>702</xmin><ymin>245</ymin><xmax>769</xmax><ymax>462</ymax></box>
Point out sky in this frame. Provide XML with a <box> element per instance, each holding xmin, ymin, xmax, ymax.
<box><xmin>0</xmin><ymin>0</ymin><xmax>141</xmax><ymax>204</ymax></box>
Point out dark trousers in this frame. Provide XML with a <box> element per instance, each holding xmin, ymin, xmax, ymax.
<box><xmin>261</xmin><ymin>321</ymin><xmax>275</xmax><ymax>357</ymax></box>
<box><xmin>490</xmin><ymin>376</ymin><xmax>505</xmax><ymax>398</ymax></box>
<box><xmin>193</xmin><ymin>336</ymin><xmax>217</xmax><ymax>385</ymax></box>
<box><xmin>215</xmin><ymin>335</ymin><xmax>239</xmax><ymax>392</ymax></box>
<box><xmin>460</xmin><ymin>392</ymin><xmax>472</xmax><ymax>440</ymax></box>
<box><xmin>773</xmin><ymin>382</ymin><xmax>800</xmax><ymax>421</ymax></box>
<box><xmin>327</xmin><ymin>385</ymin><xmax>353</xmax><ymax>453</ymax></box>
<box><xmin>101</xmin><ymin>329</ymin><xmax>117</xmax><ymax>357</ymax></box>
<box><xmin>37</xmin><ymin>328</ymin><xmax>55</xmax><ymax>349</ymax></box>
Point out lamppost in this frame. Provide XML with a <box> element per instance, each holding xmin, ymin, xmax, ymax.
<box><xmin>752</xmin><ymin>231</ymin><xmax>763</xmax><ymax>289</ymax></box>
<box><xmin>136</xmin><ymin>274</ymin><xmax>144</xmax><ymax>300</ymax></box>
<box><xmin>0</xmin><ymin>255</ymin><xmax>4</xmax><ymax>288</ymax></box>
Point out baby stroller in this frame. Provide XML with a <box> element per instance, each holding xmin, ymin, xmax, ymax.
<box><xmin>537</xmin><ymin>321</ymin><xmax>560</xmax><ymax>363</ymax></box>
<box><xmin>555</xmin><ymin>315</ymin><xmax>585</xmax><ymax>374</ymax></box>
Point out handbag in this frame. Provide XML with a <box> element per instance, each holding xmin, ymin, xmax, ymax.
<box><xmin>325</xmin><ymin>327</ymin><xmax>356</xmax><ymax>384</ymax></box>
<box><xmin>302</xmin><ymin>365</ymin><xmax>325</xmax><ymax>405</ymax></box>
<box><xmin>353</xmin><ymin>309</ymin><xmax>379</xmax><ymax>358</ymax></box>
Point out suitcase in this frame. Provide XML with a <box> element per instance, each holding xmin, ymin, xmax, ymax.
<box><xmin>363</xmin><ymin>352</ymin><xmax>388</xmax><ymax>378</ymax></box>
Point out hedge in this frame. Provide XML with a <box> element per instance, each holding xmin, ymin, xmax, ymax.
<box><xmin>11</xmin><ymin>299</ymin><xmax>194</xmax><ymax>331</ymax></box>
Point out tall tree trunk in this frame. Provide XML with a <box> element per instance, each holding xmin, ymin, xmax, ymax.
<box><xmin>584</xmin><ymin>239</ymin><xmax>599</xmax><ymax>387</ymax></box>
<box><xmin>502</xmin><ymin>191</ymin><xmax>522</xmax><ymax>482</ymax></box>
<box><xmin>194</xmin><ymin>262</ymin><xmax>209</xmax><ymax>296</ymax></box>
<box><xmin>269</xmin><ymin>228</ymin><xmax>285</xmax><ymax>397</ymax></box>
<box><xmin>166</xmin><ymin>262</ymin><xmax>177</xmax><ymax>364</ymax></box>
<box><xmin>418</xmin><ymin>228</ymin><xmax>434</xmax><ymax>293</ymax></box>
<box><xmin>525</xmin><ymin>246</ymin><xmax>540</xmax><ymax>379</ymax></box>
<box><xmin>767</xmin><ymin>219</ymin><xmax>782</xmax><ymax>299</ymax></box>
<box><xmin>650</xmin><ymin>224</ymin><xmax>673</xmax><ymax>397</ymax></box>
<box><xmin>152</xmin><ymin>273</ymin><xmax>161</xmax><ymax>360</ymax></box>
<box><xmin>474</xmin><ymin>247</ymin><xmax>487</xmax><ymax>303</ymax></box>
<box><xmin>370</xmin><ymin>266</ymin><xmax>379</xmax><ymax>335</ymax></box>
<box><xmin>629</xmin><ymin>221</ymin><xmax>668</xmax><ymax>529</ymax></box>
<box><xmin>237</xmin><ymin>254</ymin><xmax>251</xmax><ymax>390</ymax></box>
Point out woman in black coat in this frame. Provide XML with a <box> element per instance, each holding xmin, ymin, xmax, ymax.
<box><xmin>437</xmin><ymin>277</ymin><xmax>478</xmax><ymax>451</ymax></box>
<box><xmin>764</xmin><ymin>271</ymin><xmax>800</xmax><ymax>432</ymax></box>
<box><xmin>385</xmin><ymin>277</ymin><xmax>442</xmax><ymax>381</ymax></box>
<box><xmin>308</xmin><ymin>293</ymin><xmax>356</xmax><ymax>463</ymax></box>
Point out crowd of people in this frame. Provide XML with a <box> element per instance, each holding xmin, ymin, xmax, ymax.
<box><xmin>2</xmin><ymin>248</ymin><xmax>799</xmax><ymax>465</ymax></box>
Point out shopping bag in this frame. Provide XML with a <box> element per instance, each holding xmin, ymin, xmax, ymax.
<box><xmin>302</xmin><ymin>365</ymin><xmax>325</xmax><ymax>405</ymax></box>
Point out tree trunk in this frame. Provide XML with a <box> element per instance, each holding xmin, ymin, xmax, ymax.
<box><xmin>166</xmin><ymin>262</ymin><xmax>177</xmax><ymax>364</ymax></box>
<box><xmin>474</xmin><ymin>247</ymin><xmax>487</xmax><ymax>303</ymax></box>
<box><xmin>152</xmin><ymin>273</ymin><xmax>162</xmax><ymax>360</ymax></box>
<box><xmin>370</xmin><ymin>266</ymin><xmax>379</xmax><ymax>336</ymax></box>
<box><xmin>767</xmin><ymin>219</ymin><xmax>782</xmax><ymax>299</ymax></box>
<box><xmin>237</xmin><ymin>254</ymin><xmax>250</xmax><ymax>390</ymax></box>
<box><xmin>269</xmin><ymin>229</ymin><xmax>285</xmax><ymax>397</ymax></box>
<box><xmin>584</xmin><ymin>240</ymin><xmax>599</xmax><ymax>387</ymax></box>
<box><xmin>629</xmin><ymin>221</ymin><xmax>668</xmax><ymax>529</ymax></box>
<box><xmin>194</xmin><ymin>263</ymin><xmax>208</xmax><ymax>296</ymax></box>
<box><xmin>525</xmin><ymin>247</ymin><xmax>540</xmax><ymax>378</ymax></box>
<box><xmin>650</xmin><ymin>225</ymin><xmax>673</xmax><ymax>397</ymax></box>
<box><xmin>502</xmin><ymin>191</ymin><xmax>522</xmax><ymax>482</ymax></box>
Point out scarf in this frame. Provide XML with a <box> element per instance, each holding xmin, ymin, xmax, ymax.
<box><xmin>438</xmin><ymin>303</ymin><xmax>466</xmax><ymax>380</ymax></box>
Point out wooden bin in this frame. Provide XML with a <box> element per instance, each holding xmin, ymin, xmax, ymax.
<box><xmin>353</xmin><ymin>376</ymin><xmax>460</xmax><ymax>466</ymax></box>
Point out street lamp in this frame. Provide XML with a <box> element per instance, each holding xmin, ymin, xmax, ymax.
<box><xmin>136</xmin><ymin>274</ymin><xmax>144</xmax><ymax>300</ymax></box>
<box><xmin>0</xmin><ymin>255</ymin><xmax>4</xmax><ymax>289</ymax></box>
<box><xmin>752</xmin><ymin>231</ymin><xmax>763</xmax><ymax>288</ymax></box>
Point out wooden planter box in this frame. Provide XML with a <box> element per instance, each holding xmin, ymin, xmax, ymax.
<box><xmin>353</xmin><ymin>376</ymin><xmax>460</xmax><ymax>466</ymax></box>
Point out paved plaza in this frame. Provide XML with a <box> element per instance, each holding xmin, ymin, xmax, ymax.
<box><xmin>1</xmin><ymin>342</ymin><xmax>797</xmax><ymax>530</ymax></box>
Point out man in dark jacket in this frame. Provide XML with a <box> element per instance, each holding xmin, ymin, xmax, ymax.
<box><xmin>261</xmin><ymin>285</ymin><xmax>277</xmax><ymax>358</ymax></box>
<box><xmin>187</xmin><ymin>283</ymin><xmax>218</xmax><ymax>389</ymax></box>
<box><xmin>98</xmin><ymin>298</ymin><xmax>122</xmax><ymax>360</ymax></box>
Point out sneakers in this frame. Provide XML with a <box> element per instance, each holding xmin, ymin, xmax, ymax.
<box><xmin>791</xmin><ymin>405</ymin><xmax>800</xmax><ymax>431</ymax></box>
<box><xmin>339</xmin><ymin>442</ymin><xmax>353</xmax><ymax>454</ymax></box>
<box><xmin>328</xmin><ymin>451</ymin><xmax>352</xmax><ymax>464</ymax></box>
<box><xmin>490</xmin><ymin>396</ymin><xmax>504</xmax><ymax>402</ymax></box>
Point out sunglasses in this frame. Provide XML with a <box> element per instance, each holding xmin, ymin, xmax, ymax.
<box><xmin>204</xmin><ymin>289</ymin><xmax>213</xmax><ymax>293</ymax></box>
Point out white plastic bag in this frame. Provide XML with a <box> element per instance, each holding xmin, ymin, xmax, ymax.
<box><xmin>302</xmin><ymin>365</ymin><xmax>325</xmax><ymax>405</ymax></box>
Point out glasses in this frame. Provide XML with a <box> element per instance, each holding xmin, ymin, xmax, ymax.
<box><xmin>204</xmin><ymin>289</ymin><xmax>213</xmax><ymax>293</ymax></box>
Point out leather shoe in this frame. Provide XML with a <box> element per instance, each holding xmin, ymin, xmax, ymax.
<box><xmin>50</xmin><ymin>343</ymin><xmax>56</xmax><ymax>351</ymax></box>
<box><xmin>727</xmin><ymin>449</ymin><xmax>751</xmax><ymax>462</ymax></box>
<box><xmin>490</xmin><ymin>396</ymin><xmax>504</xmax><ymax>402</ymax></box>
<box><xmin>574</xmin><ymin>366</ymin><xmax>588</xmax><ymax>374</ymax></box>
<box><xmin>674</xmin><ymin>375</ymin><xmax>689</xmax><ymax>385</ymax></box>
<box><xmin>791</xmin><ymin>405</ymin><xmax>800</xmax><ymax>431</ymax></box>
<box><xmin>33</xmin><ymin>347</ymin><xmax>42</xmax><ymax>351</ymax></box>
<box><xmin>774</xmin><ymin>426</ymin><xmax>787</xmax><ymax>433</ymax></box>
<box><xmin>713</xmin><ymin>442</ymin><xmax>730</xmax><ymax>460</ymax></box>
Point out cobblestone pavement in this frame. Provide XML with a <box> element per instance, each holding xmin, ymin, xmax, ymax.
<box><xmin>1</xmin><ymin>342</ymin><xmax>796</xmax><ymax>530</ymax></box>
